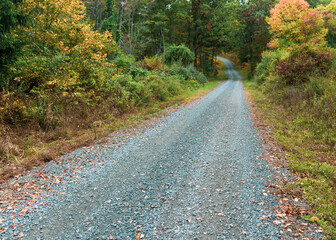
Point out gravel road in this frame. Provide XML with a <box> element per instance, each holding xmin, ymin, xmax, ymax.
<box><xmin>0</xmin><ymin>59</ymin><xmax>321</xmax><ymax>239</ymax></box>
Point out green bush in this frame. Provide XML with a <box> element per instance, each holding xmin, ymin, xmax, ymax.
<box><xmin>166</xmin><ymin>75</ymin><xmax>184</xmax><ymax>95</ymax></box>
<box><xmin>304</xmin><ymin>75</ymin><xmax>336</xmax><ymax>145</ymax></box>
<box><xmin>165</xmin><ymin>44</ymin><xmax>195</xmax><ymax>66</ymax></box>
<box><xmin>113</xmin><ymin>52</ymin><xmax>136</xmax><ymax>73</ymax></box>
<box><xmin>167</xmin><ymin>63</ymin><xmax>207</xmax><ymax>84</ymax></box>
<box><xmin>255</xmin><ymin>49</ymin><xmax>290</xmax><ymax>84</ymax></box>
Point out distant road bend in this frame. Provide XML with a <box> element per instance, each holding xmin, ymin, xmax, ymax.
<box><xmin>1</xmin><ymin>58</ymin><xmax>289</xmax><ymax>239</ymax></box>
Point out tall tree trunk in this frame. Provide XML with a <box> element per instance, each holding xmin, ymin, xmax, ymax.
<box><xmin>130</xmin><ymin>11</ymin><xmax>134</xmax><ymax>55</ymax></box>
<box><xmin>128</xmin><ymin>12</ymin><xmax>131</xmax><ymax>54</ymax></box>
<box><xmin>162</xmin><ymin>27</ymin><xmax>165</xmax><ymax>71</ymax></box>
<box><xmin>118</xmin><ymin>4</ymin><xmax>124</xmax><ymax>45</ymax></box>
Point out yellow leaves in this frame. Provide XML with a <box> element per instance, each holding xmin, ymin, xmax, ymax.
<box><xmin>10</xmin><ymin>0</ymin><xmax>119</xmax><ymax>94</ymax></box>
<box><xmin>267</xmin><ymin>0</ymin><xmax>327</xmax><ymax>49</ymax></box>
<box><xmin>311</xmin><ymin>216</ymin><xmax>319</xmax><ymax>222</ymax></box>
<box><xmin>18</xmin><ymin>0</ymin><xmax>118</xmax><ymax>65</ymax></box>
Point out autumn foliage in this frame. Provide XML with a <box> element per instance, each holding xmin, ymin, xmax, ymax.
<box><xmin>275</xmin><ymin>44</ymin><xmax>334</xmax><ymax>84</ymax></box>
<box><xmin>12</xmin><ymin>0</ymin><xmax>118</xmax><ymax>91</ymax></box>
<box><xmin>267</xmin><ymin>0</ymin><xmax>327</xmax><ymax>49</ymax></box>
<box><xmin>0</xmin><ymin>0</ymin><xmax>207</xmax><ymax>131</ymax></box>
<box><xmin>258</xmin><ymin>0</ymin><xmax>335</xmax><ymax>86</ymax></box>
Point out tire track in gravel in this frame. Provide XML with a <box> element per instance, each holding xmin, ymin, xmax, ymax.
<box><xmin>0</xmin><ymin>59</ymin><xmax>310</xmax><ymax>239</ymax></box>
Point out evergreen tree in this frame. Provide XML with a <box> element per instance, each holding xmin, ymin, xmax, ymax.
<box><xmin>0</xmin><ymin>0</ymin><xmax>25</xmax><ymax>86</ymax></box>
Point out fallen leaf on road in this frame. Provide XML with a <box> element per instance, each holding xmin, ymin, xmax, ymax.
<box><xmin>135</xmin><ymin>233</ymin><xmax>144</xmax><ymax>239</ymax></box>
<box><xmin>273</xmin><ymin>220</ymin><xmax>281</xmax><ymax>225</ymax></box>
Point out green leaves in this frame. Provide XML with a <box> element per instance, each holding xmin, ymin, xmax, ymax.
<box><xmin>165</xmin><ymin>44</ymin><xmax>195</xmax><ymax>66</ymax></box>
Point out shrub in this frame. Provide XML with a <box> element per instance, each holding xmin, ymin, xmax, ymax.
<box><xmin>166</xmin><ymin>75</ymin><xmax>183</xmax><ymax>95</ymax></box>
<box><xmin>100</xmin><ymin>74</ymin><xmax>134</xmax><ymax>111</ymax></box>
<box><xmin>113</xmin><ymin>52</ymin><xmax>136</xmax><ymax>73</ymax></box>
<box><xmin>0</xmin><ymin>91</ymin><xmax>27</xmax><ymax>124</ymax></box>
<box><xmin>275</xmin><ymin>45</ymin><xmax>334</xmax><ymax>85</ymax></box>
<box><xmin>140</xmin><ymin>55</ymin><xmax>163</xmax><ymax>71</ymax></box>
<box><xmin>255</xmin><ymin>49</ymin><xmax>290</xmax><ymax>84</ymax></box>
<box><xmin>167</xmin><ymin>63</ymin><xmax>207</xmax><ymax>84</ymax></box>
<box><xmin>165</xmin><ymin>44</ymin><xmax>195</xmax><ymax>66</ymax></box>
<box><xmin>185</xmin><ymin>78</ymin><xmax>201</xmax><ymax>89</ymax></box>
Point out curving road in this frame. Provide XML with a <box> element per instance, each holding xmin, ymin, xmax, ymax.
<box><xmin>217</xmin><ymin>57</ymin><xmax>241</xmax><ymax>80</ymax></box>
<box><xmin>1</xmin><ymin>59</ymin><xmax>288</xmax><ymax>239</ymax></box>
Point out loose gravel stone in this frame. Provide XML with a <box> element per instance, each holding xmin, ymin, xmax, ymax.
<box><xmin>0</xmin><ymin>59</ymin><xmax>323</xmax><ymax>240</ymax></box>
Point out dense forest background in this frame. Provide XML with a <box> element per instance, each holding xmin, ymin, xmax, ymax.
<box><xmin>1</xmin><ymin>0</ymin><xmax>336</xmax><ymax>236</ymax></box>
<box><xmin>2</xmin><ymin>0</ymin><xmax>336</xmax><ymax>124</ymax></box>
<box><xmin>0</xmin><ymin>0</ymin><xmax>245</xmax><ymax>127</ymax></box>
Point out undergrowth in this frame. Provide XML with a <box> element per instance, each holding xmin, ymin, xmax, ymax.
<box><xmin>244</xmin><ymin>77</ymin><xmax>336</xmax><ymax>238</ymax></box>
<box><xmin>0</xmin><ymin>58</ymin><xmax>224</xmax><ymax>184</ymax></box>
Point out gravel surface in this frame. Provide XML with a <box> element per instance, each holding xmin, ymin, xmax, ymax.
<box><xmin>0</xmin><ymin>59</ymin><xmax>323</xmax><ymax>239</ymax></box>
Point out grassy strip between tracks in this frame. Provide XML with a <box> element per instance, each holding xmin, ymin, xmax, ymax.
<box><xmin>242</xmin><ymin>70</ymin><xmax>336</xmax><ymax>239</ymax></box>
<box><xmin>0</xmin><ymin>75</ymin><xmax>224</xmax><ymax>184</ymax></box>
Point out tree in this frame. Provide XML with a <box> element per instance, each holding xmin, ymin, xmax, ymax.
<box><xmin>306</xmin><ymin>0</ymin><xmax>331</xmax><ymax>7</ymax></box>
<box><xmin>164</xmin><ymin>44</ymin><xmax>195</xmax><ymax>65</ymax></box>
<box><xmin>267</xmin><ymin>0</ymin><xmax>328</xmax><ymax>49</ymax></box>
<box><xmin>84</xmin><ymin>0</ymin><xmax>106</xmax><ymax>30</ymax></box>
<box><xmin>0</xmin><ymin>0</ymin><xmax>25</xmax><ymax>86</ymax></box>
<box><xmin>238</xmin><ymin>0</ymin><xmax>275</xmax><ymax>75</ymax></box>
<box><xmin>101</xmin><ymin>0</ymin><xmax>119</xmax><ymax>42</ymax></box>
<box><xmin>12</xmin><ymin>0</ymin><xmax>118</xmax><ymax>91</ymax></box>
<box><xmin>189</xmin><ymin>0</ymin><xmax>243</xmax><ymax>73</ymax></box>
<box><xmin>316</xmin><ymin>0</ymin><xmax>336</xmax><ymax>47</ymax></box>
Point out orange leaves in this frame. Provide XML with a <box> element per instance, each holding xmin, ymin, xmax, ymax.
<box><xmin>268</xmin><ymin>0</ymin><xmax>309</xmax><ymax>32</ymax></box>
<box><xmin>267</xmin><ymin>0</ymin><xmax>327</xmax><ymax>49</ymax></box>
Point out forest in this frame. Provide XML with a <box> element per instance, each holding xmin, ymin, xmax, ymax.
<box><xmin>0</xmin><ymin>0</ymin><xmax>336</xmax><ymax>237</ymax></box>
